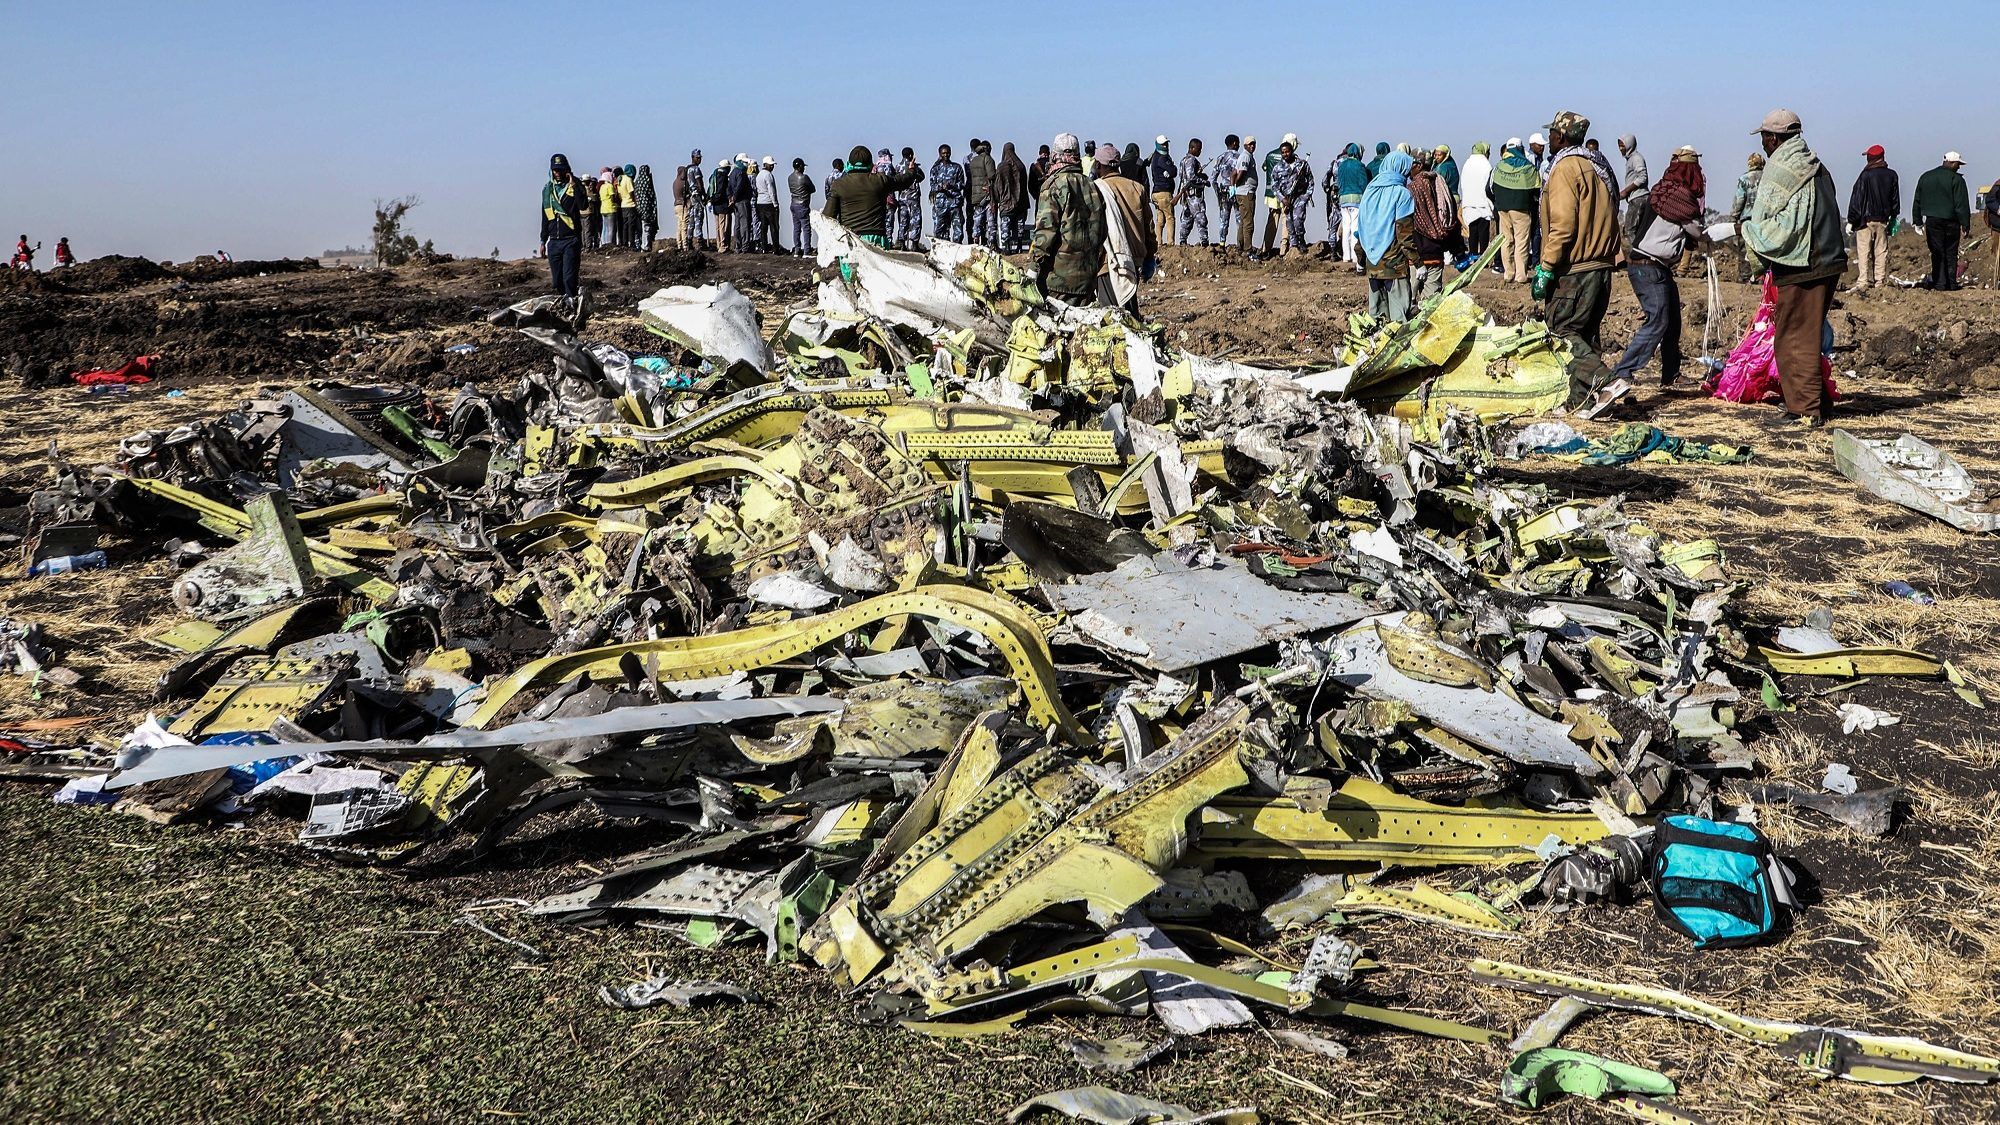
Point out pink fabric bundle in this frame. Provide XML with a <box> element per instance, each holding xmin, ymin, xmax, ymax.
<box><xmin>1707</xmin><ymin>276</ymin><xmax>1837</xmax><ymax>404</ymax></box>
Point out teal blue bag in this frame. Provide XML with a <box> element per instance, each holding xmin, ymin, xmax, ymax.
<box><xmin>1648</xmin><ymin>816</ymin><xmax>1782</xmax><ymax>949</ymax></box>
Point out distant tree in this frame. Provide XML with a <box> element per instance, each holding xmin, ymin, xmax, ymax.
<box><xmin>371</xmin><ymin>196</ymin><xmax>423</xmax><ymax>267</ymax></box>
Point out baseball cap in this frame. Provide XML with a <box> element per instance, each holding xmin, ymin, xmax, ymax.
<box><xmin>1156</xmin><ymin>134</ymin><xmax>1169</xmax><ymax>145</ymax></box>
<box><xmin>1282</xmin><ymin>132</ymin><xmax>1299</xmax><ymax>146</ymax></box>
<box><xmin>1547</xmin><ymin>111</ymin><xmax>1590</xmax><ymax>139</ymax></box>
<box><xmin>1753</xmin><ymin>109</ymin><xmax>1802</xmax><ymax>135</ymax></box>
<box><xmin>1244</xmin><ymin>135</ymin><xmax>1257</xmax><ymax>145</ymax></box>
<box><xmin>1945</xmin><ymin>151</ymin><xmax>1965</xmax><ymax>165</ymax></box>
<box><xmin>1673</xmin><ymin>144</ymin><xmax>1701</xmax><ymax>158</ymax></box>
<box><xmin>1528</xmin><ymin>133</ymin><xmax>1546</xmax><ymax>146</ymax></box>
<box><xmin>1864</xmin><ymin>144</ymin><xmax>1885</xmax><ymax>158</ymax></box>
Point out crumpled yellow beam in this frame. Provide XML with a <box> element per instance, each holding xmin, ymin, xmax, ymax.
<box><xmin>1472</xmin><ymin>958</ymin><xmax>2000</xmax><ymax>1085</ymax></box>
<box><xmin>1197</xmin><ymin>775</ymin><xmax>1611</xmax><ymax>865</ymax></box>
<box><xmin>465</xmin><ymin>584</ymin><xmax>1080</xmax><ymax>742</ymax></box>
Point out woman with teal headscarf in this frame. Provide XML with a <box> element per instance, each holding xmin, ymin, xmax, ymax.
<box><xmin>1365</xmin><ymin>141</ymin><xmax>1390</xmax><ymax>180</ymax></box>
<box><xmin>1356</xmin><ymin>151</ymin><xmax>1417</xmax><ymax>322</ymax></box>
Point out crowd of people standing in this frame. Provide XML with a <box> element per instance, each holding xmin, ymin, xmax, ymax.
<box><xmin>539</xmin><ymin>115</ymin><xmax>1999</xmax><ymax>430</ymax></box>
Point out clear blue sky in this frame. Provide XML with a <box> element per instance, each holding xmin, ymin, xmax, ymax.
<box><xmin>3</xmin><ymin>1</ymin><xmax>1991</xmax><ymax>262</ymax></box>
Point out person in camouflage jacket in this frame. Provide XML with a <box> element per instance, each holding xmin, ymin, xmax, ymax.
<box><xmin>1030</xmin><ymin>134</ymin><xmax>1106</xmax><ymax>303</ymax></box>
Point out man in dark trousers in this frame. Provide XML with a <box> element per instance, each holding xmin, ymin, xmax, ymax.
<box><xmin>1913</xmin><ymin>152</ymin><xmax>1971</xmax><ymax>291</ymax></box>
<box><xmin>540</xmin><ymin>154</ymin><xmax>584</xmax><ymax>298</ymax></box>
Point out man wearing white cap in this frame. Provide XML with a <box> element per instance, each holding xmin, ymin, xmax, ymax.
<box><xmin>755</xmin><ymin>157</ymin><xmax>781</xmax><ymax>253</ymax></box>
<box><xmin>1147</xmin><ymin>136</ymin><xmax>1178</xmax><ymax>247</ymax></box>
<box><xmin>1913</xmin><ymin>152</ymin><xmax>1971</xmax><ymax>291</ymax></box>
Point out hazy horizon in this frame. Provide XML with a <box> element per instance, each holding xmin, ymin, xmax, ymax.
<box><xmin>5</xmin><ymin>0</ymin><xmax>1992</xmax><ymax>263</ymax></box>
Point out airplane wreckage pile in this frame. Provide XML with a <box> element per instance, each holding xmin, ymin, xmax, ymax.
<box><xmin>19</xmin><ymin>218</ymin><xmax>1997</xmax><ymax>1121</ymax></box>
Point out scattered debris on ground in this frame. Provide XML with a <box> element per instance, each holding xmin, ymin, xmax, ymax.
<box><xmin>5</xmin><ymin>221</ymin><xmax>1997</xmax><ymax>1119</ymax></box>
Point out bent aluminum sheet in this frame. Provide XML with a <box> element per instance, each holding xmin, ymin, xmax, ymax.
<box><xmin>812</xmin><ymin>212</ymin><xmax>1012</xmax><ymax>348</ymax></box>
<box><xmin>1329</xmin><ymin>614</ymin><xmax>1603</xmax><ymax>777</ymax></box>
<box><xmin>1050</xmin><ymin>556</ymin><xmax>1373</xmax><ymax>674</ymax></box>
<box><xmin>106</xmin><ymin>696</ymin><xmax>843</xmax><ymax>790</ymax></box>
<box><xmin>1831</xmin><ymin>429</ymin><xmax>2000</xmax><ymax>533</ymax></box>
<box><xmin>637</xmin><ymin>283</ymin><xmax>775</xmax><ymax>373</ymax></box>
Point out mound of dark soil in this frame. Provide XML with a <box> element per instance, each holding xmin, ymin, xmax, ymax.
<box><xmin>56</xmin><ymin>256</ymin><xmax>174</xmax><ymax>294</ymax></box>
<box><xmin>168</xmin><ymin>257</ymin><xmax>322</xmax><ymax>282</ymax></box>
<box><xmin>632</xmin><ymin>247</ymin><xmax>712</xmax><ymax>285</ymax></box>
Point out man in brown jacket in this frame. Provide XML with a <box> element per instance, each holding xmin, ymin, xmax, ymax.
<box><xmin>1534</xmin><ymin>110</ymin><xmax>1624</xmax><ymax>413</ymax></box>
<box><xmin>1093</xmin><ymin>143</ymin><xmax>1157</xmax><ymax>313</ymax></box>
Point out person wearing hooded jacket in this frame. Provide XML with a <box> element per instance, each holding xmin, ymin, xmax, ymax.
<box><xmin>1617</xmin><ymin>135</ymin><xmax>1649</xmax><ymax>247</ymax></box>
<box><xmin>1332</xmin><ymin>144</ymin><xmax>1369</xmax><ymax>267</ymax></box>
<box><xmin>633</xmin><ymin>165</ymin><xmax>658</xmax><ymax>251</ymax></box>
<box><xmin>966</xmin><ymin>141</ymin><xmax>999</xmax><ymax>249</ymax></box>
<box><xmin>997</xmin><ymin>143</ymin><xmax>1030</xmax><ymax>252</ymax></box>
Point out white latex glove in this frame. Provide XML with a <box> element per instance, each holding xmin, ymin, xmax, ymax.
<box><xmin>1838</xmin><ymin>702</ymin><xmax>1901</xmax><ymax>735</ymax></box>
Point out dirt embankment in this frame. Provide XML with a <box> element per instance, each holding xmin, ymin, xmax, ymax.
<box><xmin>0</xmin><ymin>249</ymin><xmax>814</xmax><ymax>391</ymax></box>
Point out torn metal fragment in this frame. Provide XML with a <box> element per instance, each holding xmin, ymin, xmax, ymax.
<box><xmin>1327</xmin><ymin>615</ymin><xmax>1605</xmax><ymax>776</ymax></box>
<box><xmin>1108</xmin><ymin>912</ymin><xmax>1254</xmax><ymax>1035</ymax></box>
<box><xmin>1741</xmin><ymin>782</ymin><xmax>1902</xmax><ymax>836</ymax></box>
<box><xmin>598</xmin><ymin>977</ymin><xmax>761</xmax><ymax>1011</ymax></box>
<box><xmin>1064</xmin><ymin>1035</ymin><xmax>1178</xmax><ymax>1075</ymax></box>
<box><xmin>1830</xmin><ymin>429</ymin><xmax>2000</xmax><ymax>534</ymax></box>
<box><xmin>1049</xmin><ymin>556</ymin><xmax>1372</xmax><ymax>674</ymax></box>
<box><xmin>109</xmin><ymin>696</ymin><xmax>843</xmax><ymax>790</ymax></box>
<box><xmin>1508</xmin><ymin>996</ymin><xmax>1598</xmax><ymax>1053</ymax></box>
<box><xmin>1292</xmin><ymin>933</ymin><xmax>1362</xmax><ymax>996</ymax></box>
<box><xmin>1269</xmin><ymin>1029</ymin><xmax>1350</xmax><ymax>1061</ymax></box>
